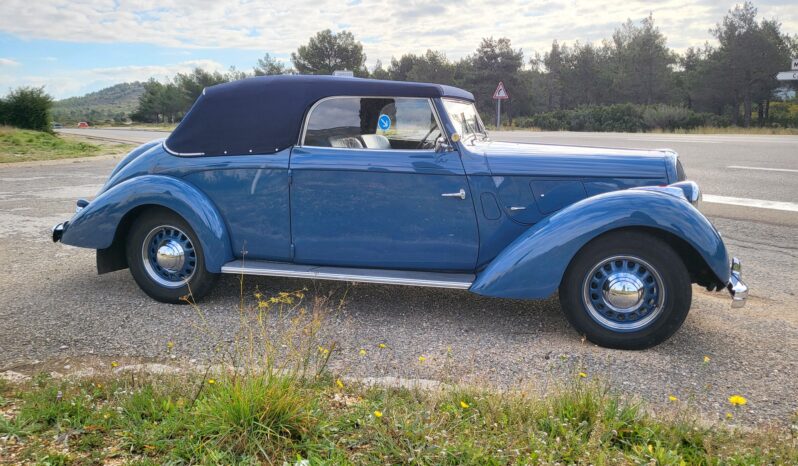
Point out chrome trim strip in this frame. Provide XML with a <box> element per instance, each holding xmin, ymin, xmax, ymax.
<box><xmin>221</xmin><ymin>260</ymin><xmax>474</xmax><ymax>289</ymax></box>
<box><xmin>162</xmin><ymin>141</ymin><xmax>205</xmax><ymax>157</ymax></box>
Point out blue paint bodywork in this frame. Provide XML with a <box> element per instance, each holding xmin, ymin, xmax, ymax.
<box><xmin>61</xmin><ymin>173</ymin><xmax>233</xmax><ymax>273</ymax></box>
<box><xmin>58</xmin><ymin>93</ymin><xmax>731</xmax><ymax>298</ymax></box>
<box><xmin>470</xmin><ymin>189</ymin><xmax>729</xmax><ymax>299</ymax></box>
<box><xmin>289</xmin><ymin>146</ymin><xmax>479</xmax><ymax>270</ymax></box>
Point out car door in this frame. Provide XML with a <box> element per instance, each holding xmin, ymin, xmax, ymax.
<box><xmin>289</xmin><ymin>96</ymin><xmax>479</xmax><ymax>272</ymax></box>
<box><xmin>177</xmin><ymin>152</ymin><xmax>292</xmax><ymax>262</ymax></box>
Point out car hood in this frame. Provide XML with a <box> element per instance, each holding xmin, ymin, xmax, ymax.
<box><xmin>465</xmin><ymin>140</ymin><xmax>673</xmax><ymax>180</ymax></box>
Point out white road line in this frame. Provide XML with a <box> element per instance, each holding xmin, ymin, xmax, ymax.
<box><xmin>727</xmin><ymin>165</ymin><xmax>798</xmax><ymax>174</ymax></box>
<box><xmin>703</xmin><ymin>195</ymin><xmax>798</xmax><ymax>212</ymax></box>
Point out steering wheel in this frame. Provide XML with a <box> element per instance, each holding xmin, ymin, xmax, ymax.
<box><xmin>416</xmin><ymin>126</ymin><xmax>440</xmax><ymax>149</ymax></box>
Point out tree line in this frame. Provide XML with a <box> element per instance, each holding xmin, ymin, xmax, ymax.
<box><xmin>131</xmin><ymin>2</ymin><xmax>796</xmax><ymax>129</ymax></box>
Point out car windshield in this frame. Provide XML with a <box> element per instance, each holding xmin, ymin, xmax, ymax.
<box><xmin>443</xmin><ymin>99</ymin><xmax>488</xmax><ymax>141</ymax></box>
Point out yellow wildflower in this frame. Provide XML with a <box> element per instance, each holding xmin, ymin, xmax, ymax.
<box><xmin>703</xmin><ymin>355</ymin><xmax>711</xmax><ymax>363</ymax></box>
<box><xmin>110</xmin><ymin>361</ymin><xmax>119</xmax><ymax>368</ymax></box>
<box><xmin>668</xmin><ymin>395</ymin><xmax>678</xmax><ymax>402</ymax></box>
<box><xmin>254</xmin><ymin>292</ymin><xmax>262</xmax><ymax>299</ymax></box>
<box><xmin>359</xmin><ymin>349</ymin><xmax>367</xmax><ymax>356</ymax></box>
<box><xmin>460</xmin><ymin>400</ymin><xmax>470</xmax><ymax>409</ymax></box>
<box><xmin>578</xmin><ymin>372</ymin><xmax>587</xmax><ymax>378</ymax></box>
<box><xmin>318</xmin><ymin>346</ymin><xmax>329</xmax><ymax>355</ymax></box>
<box><xmin>728</xmin><ymin>395</ymin><xmax>747</xmax><ymax>406</ymax></box>
<box><xmin>258</xmin><ymin>300</ymin><xmax>269</xmax><ymax>309</ymax></box>
<box><xmin>726</xmin><ymin>412</ymin><xmax>734</xmax><ymax>420</ymax></box>
<box><xmin>373</xmin><ymin>410</ymin><xmax>383</xmax><ymax>418</ymax></box>
<box><xmin>336</xmin><ymin>379</ymin><xmax>344</xmax><ymax>389</ymax></box>
<box><xmin>167</xmin><ymin>341</ymin><xmax>174</xmax><ymax>350</ymax></box>
<box><xmin>378</xmin><ymin>343</ymin><xmax>386</xmax><ymax>349</ymax></box>
<box><xmin>418</xmin><ymin>355</ymin><xmax>427</xmax><ymax>362</ymax></box>
<box><xmin>103</xmin><ymin>413</ymin><xmax>111</xmax><ymax>420</ymax></box>
<box><xmin>207</xmin><ymin>379</ymin><xmax>216</xmax><ymax>385</ymax></box>
<box><xmin>647</xmin><ymin>444</ymin><xmax>654</xmax><ymax>454</ymax></box>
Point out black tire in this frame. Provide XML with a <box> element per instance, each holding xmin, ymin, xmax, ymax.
<box><xmin>126</xmin><ymin>208</ymin><xmax>218</xmax><ymax>304</ymax></box>
<box><xmin>559</xmin><ymin>231</ymin><xmax>692</xmax><ymax>350</ymax></box>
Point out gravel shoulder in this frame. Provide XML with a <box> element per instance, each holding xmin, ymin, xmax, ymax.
<box><xmin>0</xmin><ymin>153</ymin><xmax>796</xmax><ymax>427</ymax></box>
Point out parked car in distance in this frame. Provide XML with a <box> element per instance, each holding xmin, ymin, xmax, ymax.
<box><xmin>51</xmin><ymin>122</ymin><xmax>63</xmax><ymax>129</ymax></box>
<box><xmin>76</xmin><ymin>121</ymin><xmax>89</xmax><ymax>128</ymax></box>
<box><xmin>52</xmin><ymin>76</ymin><xmax>747</xmax><ymax>349</ymax></box>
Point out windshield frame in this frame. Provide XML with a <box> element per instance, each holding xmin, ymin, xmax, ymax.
<box><xmin>442</xmin><ymin>98</ymin><xmax>489</xmax><ymax>142</ymax></box>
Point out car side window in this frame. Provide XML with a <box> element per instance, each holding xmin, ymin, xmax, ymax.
<box><xmin>303</xmin><ymin>97</ymin><xmax>441</xmax><ymax>150</ymax></box>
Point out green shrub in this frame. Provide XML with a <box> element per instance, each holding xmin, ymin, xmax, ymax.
<box><xmin>0</xmin><ymin>97</ymin><xmax>8</xmax><ymax>126</ymax></box>
<box><xmin>766</xmin><ymin>101</ymin><xmax>798</xmax><ymax>128</ymax></box>
<box><xmin>519</xmin><ymin>104</ymin><xmax>730</xmax><ymax>132</ymax></box>
<box><xmin>2</xmin><ymin>87</ymin><xmax>53</xmax><ymax>132</ymax></box>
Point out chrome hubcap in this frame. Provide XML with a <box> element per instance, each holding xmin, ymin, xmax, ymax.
<box><xmin>603</xmin><ymin>273</ymin><xmax>645</xmax><ymax>310</ymax></box>
<box><xmin>141</xmin><ymin>225</ymin><xmax>196</xmax><ymax>288</ymax></box>
<box><xmin>582</xmin><ymin>255</ymin><xmax>665</xmax><ymax>332</ymax></box>
<box><xmin>156</xmin><ymin>240</ymin><xmax>185</xmax><ymax>273</ymax></box>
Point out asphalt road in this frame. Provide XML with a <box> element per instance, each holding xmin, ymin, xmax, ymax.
<box><xmin>2</xmin><ymin>128</ymin><xmax>796</xmax><ymax>426</ymax></box>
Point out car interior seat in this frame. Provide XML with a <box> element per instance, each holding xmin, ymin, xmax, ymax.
<box><xmin>329</xmin><ymin>136</ymin><xmax>364</xmax><ymax>148</ymax></box>
<box><xmin>360</xmin><ymin>134</ymin><xmax>391</xmax><ymax>149</ymax></box>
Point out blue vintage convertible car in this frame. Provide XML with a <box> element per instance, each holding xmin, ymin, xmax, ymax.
<box><xmin>52</xmin><ymin>75</ymin><xmax>747</xmax><ymax>349</ymax></box>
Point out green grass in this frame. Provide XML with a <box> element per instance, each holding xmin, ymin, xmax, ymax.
<box><xmin>0</xmin><ymin>126</ymin><xmax>130</xmax><ymax>163</ymax></box>
<box><xmin>1</xmin><ymin>372</ymin><xmax>795</xmax><ymax>465</ymax></box>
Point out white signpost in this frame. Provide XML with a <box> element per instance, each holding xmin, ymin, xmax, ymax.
<box><xmin>493</xmin><ymin>81</ymin><xmax>509</xmax><ymax>127</ymax></box>
<box><xmin>777</xmin><ymin>58</ymin><xmax>798</xmax><ymax>81</ymax></box>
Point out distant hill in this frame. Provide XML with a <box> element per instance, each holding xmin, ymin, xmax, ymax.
<box><xmin>52</xmin><ymin>82</ymin><xmax>145</xmax><ymax>124</ymax></box>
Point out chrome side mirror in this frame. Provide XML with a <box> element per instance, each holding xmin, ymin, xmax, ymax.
<box><xmin>434</xmin><ymin>136</ymin><xmax>454</xmax><ymax>153</ymax></box>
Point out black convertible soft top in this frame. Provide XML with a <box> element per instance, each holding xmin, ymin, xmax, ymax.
<box><xmin>164</xmin><ymin>75</ymin><xmax>474</xmax><ymax>157</ymax></box>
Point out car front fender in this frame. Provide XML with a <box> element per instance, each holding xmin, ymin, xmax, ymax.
<box><xmin>470</xmin><ymin>189</ymin><xmax>730</xmax><ymax>299</ymax></box>
<box><xmin>61</xmin><ymin>175</ymin><xmax>232</xmax><ymax>272</ymax></box>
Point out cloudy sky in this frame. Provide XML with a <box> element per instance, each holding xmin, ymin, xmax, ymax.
<box><xmin>0</xmin><ymin>0</ymin><xmax>795</xmax><ymax>99</ymax></box>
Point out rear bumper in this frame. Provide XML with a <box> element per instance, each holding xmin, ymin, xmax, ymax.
<box><xmin>52</xmin><ymin>222</ymin><xmax>68</xmax><ymax>242</ymax></box>
<box><xmin>727</xmin><ymin>257</ymin><xmax>748</xmax><ymax>308</ymax></box>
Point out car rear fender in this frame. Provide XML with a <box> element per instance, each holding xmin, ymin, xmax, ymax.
<box><xmin>470</xmin><ymin>188</ymin><xmax>730</xmax><ymax>299</ymax></box>
<box><xmin>60</xmin><ymin>175</ymin><xmax>232</xmax><ymax>273</ymax></box>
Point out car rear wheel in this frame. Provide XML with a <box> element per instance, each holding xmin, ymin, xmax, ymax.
<box><xmin>126</xmin><ymin>208</ymin><xmax>218</xmax><ymax>303</ymax></box>
<box><xmin>559</xmin><ymin>231</ymin><xmax>692</xmax><ymax>350</ymax></box>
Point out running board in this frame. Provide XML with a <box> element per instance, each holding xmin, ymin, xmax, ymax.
<box><xmin>221</xmin><ymin>260</ymin><xmax>474</xmax><ymax>289</ymax></box>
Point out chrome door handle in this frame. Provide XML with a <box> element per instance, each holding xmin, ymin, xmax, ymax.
<box><xmin>441</xmin><ymin>189</ymin><xmax>466</xmax><ymax>200</ymax></box>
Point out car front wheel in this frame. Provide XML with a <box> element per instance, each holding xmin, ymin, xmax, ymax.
<box><xmin>559</xmin><ymin>231</ymin><xmax>692</xmax><ymax>350</ymax></box>
<box><xmin>126</xmin><ymin>208</ymin><xmax>218</xmax><ymax>304</ymax></box>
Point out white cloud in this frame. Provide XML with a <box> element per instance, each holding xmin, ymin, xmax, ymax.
<box><xmin>0</xmin><ymin>58</ymin><xmax>21</xmax><ymax>66</ymax></box>
<box><xmin>0</xmin><ymin>59</ymin><xmax>225</xmax><ymax>99</ymax></box>
<box><xmin>0</xmin><ymin>0</ymin><xmax>795</xmax><ymax>67</ymax></box>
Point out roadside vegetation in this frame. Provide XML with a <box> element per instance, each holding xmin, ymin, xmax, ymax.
<box><xmin>9</xmin><ymin>2</ymin><xmax>794</xmax><ymax>133</ymax></box>
<box><xmin>508</xmin><ymin>102</ymin><xmax>798</xmax><ymax>134</ymax></box>
<box><xmin>119</xmin><ymin>1</ymin><xmax>797</xmax><ymax>133</ymax></box>
<box><xmin>1</xmin><ymin>287</ymin><xmax>796</xmax><ymax>464</ymax></box>
<box><xmin>0</xmin><ymin>87</ymin><xmax>53</xmax><ymax>133</ymax></box>
<box><xmin>2</xmin><ymin>371</ymin><xmax>796</xmax><ymax>464</ymax></box>
<box><xmin>0</xmin><ymin>127</ymin><xmax>131</xmax><ymax>163</ymax></box>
